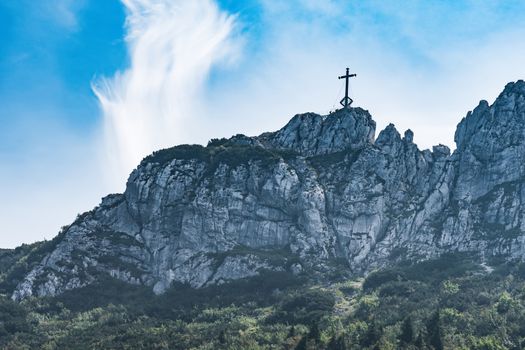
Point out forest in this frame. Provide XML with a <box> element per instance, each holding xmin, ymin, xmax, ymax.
<box><xmin>1</xmin><ymin>244</ymin><xmax>525</xmax><ymax>349</ymax></box>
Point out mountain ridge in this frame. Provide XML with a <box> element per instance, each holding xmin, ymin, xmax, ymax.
<box><xmin>11</xmin><ymin>80</ymin><xmax>525</xmax><ymax>301</ymax></box>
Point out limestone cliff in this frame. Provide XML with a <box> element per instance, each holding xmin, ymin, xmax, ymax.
<box><xmin>12</xmin><ymin>80</ymin><xmax>525</xmax><ymax>300</ymax></box>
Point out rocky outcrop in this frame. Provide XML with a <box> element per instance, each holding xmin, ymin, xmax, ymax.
<box><xmin>258</xmin><ymin>108</ymin><xmax>375</xmax><ymax>156</ymax></box>
<box><xmin>12</xmin><ymin>80</ymin><xmax>525</xmax><ymax>300</ymax></box>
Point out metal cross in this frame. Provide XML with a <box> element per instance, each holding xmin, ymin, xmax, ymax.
<box><xmin>338</xmin><ymin>68</ymin><xmax>357</xmax><ymax>108</ymax></box>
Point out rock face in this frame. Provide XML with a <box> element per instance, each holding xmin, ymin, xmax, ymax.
<box><xmin>12</xmin><ymin>80</ymin><xmax>525</xmax><ymax>300</ymax></box>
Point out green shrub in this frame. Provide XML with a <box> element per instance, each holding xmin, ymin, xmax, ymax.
<box><xmin>363</xmin><ymin>269</ymin><xmax>405</xmax><ymax>291</ymax></box>
<box><xmin>270</xmin><ymin>289</ymin><xmax>335</xmax><ymax>325</ymax></box>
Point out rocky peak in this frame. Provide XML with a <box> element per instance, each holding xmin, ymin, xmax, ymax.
<box><xmin>259</xmin><ymin>107</ymin><xmax>376</xmax><ymax>156</ymax></box>
<box><xmin>455</xmin><ymin>80</ymin><xmax>525</xmax><ymax>152</ymax></box>
<box><xmin>501</xmin><ymin>79</ymin><xmax>525</xmax><ymax>98</ymax></box>
<box><xmin>432</xmin><ymin>144</ymin><xmax>450</xmax><ymax>158</ymax></box>
<box><xmin>454</xmin><ymin>80</ymin><xmax>525</xmax><ymax>200</ymax></box>
<box><xmin>376</xmin><ymin>123</ymin><xmax>401</xmax><ymax>145</ymax></box>
<box><xmin>403</xmin><ymin>129</ymin><xmax>414</xmax><ymax>143</ymax></box>
<box><xmin>12</xmin><ymin>81</ymin><xmax>525</xmax><ymax>301</ymax></box>
<box><xmin>374</xmin><ymin>124</ymin><xmax>420</xmax><ymax>159</ymax></box>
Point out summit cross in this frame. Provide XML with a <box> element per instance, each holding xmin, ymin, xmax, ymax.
<box><xmin>338</xmin><ymin>68</ymin><xmax>357</xmax><ymax>108</ymax></box>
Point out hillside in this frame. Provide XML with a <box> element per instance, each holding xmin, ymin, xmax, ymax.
<box><xmin>2</xmin><ymin>253</ymin><xmax>525</xmax><ymax>348</ymax></box>
<box><xmin>2</xmin><ymin>81</ymin><xmax>525</xmax><ymax>349</ymax></box>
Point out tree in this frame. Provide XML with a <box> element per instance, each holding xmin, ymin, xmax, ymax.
<box><xmin>218</xmin><ymin>330</ymin><xmax>226</xmax><ymax>345</ymax></box>
<box><xmin>399</xmin><ymin>316</ymin><xmax>414</xmax><ymax>344</ymax></box>
<box><xmin>327</xmin><ymin>335</ymin><xmax>347</xmax><ymax>350</ymax></box>
<box><xmin>288</xmin><ymin>325</ymin><xmax>296</xmax><ymax>338</ymax></box>
<box><xmin>308</xmin><ymin>322</ymin><xmax>320</xmax><ymax>343</ymax></box>
<box><xmin>362</xmin><ymin>321</ymin><xmax>382</xmax><ymax>348</ymax></box>
<box><xmin>426</xmin><ymin>311</ymin><xmax>443</xmax><ymax>350</ymax></box>
<box><xmin>295</xmin><ymin>336</ymin><xmax>307</xmax><ymax>350</ymax></box>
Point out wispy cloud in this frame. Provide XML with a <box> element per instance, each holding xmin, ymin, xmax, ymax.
<box><xmin>4</xmin><ymin>0</ymin><xmax>87</xmax><ymax>32</ymax></box>
<box><xmin>47</xmin><ymin>0</ymin><xmax>85</xmax><ymax>30</ymax></box>
<box><xmin>93</xmin><ymin>0</ymin><xmax>240</xmax><ymax>189</ymax></box>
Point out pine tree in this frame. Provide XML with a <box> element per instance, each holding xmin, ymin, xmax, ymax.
<box><xmin>399</xmin><ymin>316</ymin><xmax>414</xmax><ymax>344</ymax></box>
<box><xmin>288</xmin><ymin>325</ymin><xmax>296</xmax><ymax>338</ymax></box>
<box><xmin>327</xmin><ymin>335</ymin><xmax>347</xmax><ymax>350</ymax></box>
<box><xmin>295</xmin><ymin>336</ymin><xmax>307</xmax><ymax>350</ymax></box>
<box><xmin>308</xmin><ymin>322</ymin><xmax>320</xmax><ymax>343</ymax></box>
<box><xmin>426</xmin><ymin>311</ymin><xmax>443</xmax><ymax>350</ymax></box>
<box><xmin>218</xmin><ymin>330</ymin><xmax>226</xmax><ymax>345</ymax></box>
<box><xmin>363</xmin><ymin>322</ymin><xmax>381</xmax><ymax>347</ymax></box>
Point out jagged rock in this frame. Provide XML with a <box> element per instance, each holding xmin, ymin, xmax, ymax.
<box><xmin>12</xmin><ymin>80</ymin><xmax>525</xmax><ymax>300</ymax></box>
<box><xmin>258</xmin><ymin>108</ymin><xmax>376</xmax><ymax>156</ymax></box>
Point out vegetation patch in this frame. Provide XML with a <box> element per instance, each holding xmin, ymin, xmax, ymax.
<box><xmin>308</xmin><ymin>148</ymin><xmax>362</xmax><ymax>169</ymax></box>
<box><xmin>2</xmin><ymin>254</ymin><xmax>525</xmax><ymax>349</ymax></box>
<box><xmin>0</xmin><ymin>229</ymin><xmax>67</xmax><ymax>295</ymax></box>
<box><xmin>267</xmin><ymin>288</ymin><xmax>336</xmax><ymax>325</ymax></box>
<box><xmin>209</xmin><ymin>245</ymin><xmax>299</xmax><ymax>271</ymax></box>
<box><xmin>93</xmin><ymin>230</ymin><xmax>144</xmax><ymax>247</ymax></box>
<box><xmin>215</xmin><ymin>146</ymin><xmax>278</xmax><ymax>167</ymax></box>
<box><xmin>142</xmin><ymin>144</ymin><xmax>210</xmax><ymax>166</ymax></box>
<box><xmin>96</xmin><ymin>255</ymin><xmax>145</xmax><ymax>278</ymax></box>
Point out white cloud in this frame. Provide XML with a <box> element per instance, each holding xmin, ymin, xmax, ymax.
<box><xmin>93</xmin><ymin>0</ymin><xmax>240</xmax><ymax>190</ymax></box>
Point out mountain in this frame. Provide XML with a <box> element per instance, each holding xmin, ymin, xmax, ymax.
<box><xmin>10</xmin><ymin>80</ymin><xmax>525</xmax><ymax>302</ymax></box>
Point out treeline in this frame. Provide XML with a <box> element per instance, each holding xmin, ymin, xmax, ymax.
<box><xmin>1</xmin><ymin>254</ymin><xmax>525</xmax><ymax>349</ymax></box>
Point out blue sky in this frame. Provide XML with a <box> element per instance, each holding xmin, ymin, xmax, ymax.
<box><xmin>0</xmin><ymin>0</ymin><xmax>125</xmax><ymax>131</ymax></box>
<box><xmin>1</xmin><ymin>0</ymin><xmax>525</xmax><ymax>248</ymax></box>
